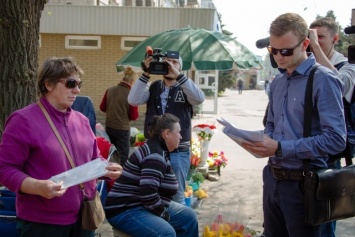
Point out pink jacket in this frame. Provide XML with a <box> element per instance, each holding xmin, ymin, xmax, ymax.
<box><xmin>0</xmin><ymin>97</ymin><xmax>100</xmax><ymax>225</ymax></box>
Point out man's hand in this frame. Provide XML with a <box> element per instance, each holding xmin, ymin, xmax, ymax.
<box><xmin>308</xmin><ymin>29</ymin><xmax>319</xmax><ymax>48</ymax></box>
<box><xmin>240</xmin><ymin>135</ymin><xmax>278</xmax><ymax>158</ymax></box>
<box><xmin>141</xmin><ymin>56</ymin><xmax>152</xmax><ymax>76</ymax></box>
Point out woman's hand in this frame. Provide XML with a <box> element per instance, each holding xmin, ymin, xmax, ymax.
<box><xmin>20</xmin><ymin>178</ymin><xmax>67</xmax><ymax>199</ymax></box>
<box><xmin>105</xmin><ymin>162</ymin><xmax>123</xmax><ymax>180</ymax></box>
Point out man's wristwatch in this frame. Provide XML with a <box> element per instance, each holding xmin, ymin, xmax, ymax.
<box><xmin>275</xmin><ymin>141</ymin><xmax>282</xmax><ymax>157</ymax></box>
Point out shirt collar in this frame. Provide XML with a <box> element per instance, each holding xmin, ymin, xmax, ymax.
<box><xmin>278</xmin><ymin>53</ymin><xmax>317</xmax><ymax>77</ymax></box>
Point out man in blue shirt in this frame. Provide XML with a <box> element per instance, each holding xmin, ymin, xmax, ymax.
<box><xmin>242</xmin><ymin>13</ymin><xmax>346</xmax><ymax>237</ymax></box>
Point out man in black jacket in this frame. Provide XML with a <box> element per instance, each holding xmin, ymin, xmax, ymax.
<box><xmin>128</xmin><ymin>52</ymin><xmax>205</xmax><ymax>205</ymax></box>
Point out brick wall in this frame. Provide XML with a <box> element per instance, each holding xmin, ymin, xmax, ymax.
<box><xmin>38</xmin><ymin>33</ymin><xmax>147</xmax><ymax>131</ymax></box>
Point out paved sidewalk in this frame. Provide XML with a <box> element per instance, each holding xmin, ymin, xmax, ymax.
<box><xmin>96</xmin><ymin>89</ymin><xmax>355</xmax><ymax>237</ymax></box>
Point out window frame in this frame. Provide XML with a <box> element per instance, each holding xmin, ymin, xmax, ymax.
<box><xmin>121</xmin><ymin>37</ymin><xmax>147</xmax><ymax>50</ymax></box>
<box><xmin>65</xmin><ymin>35</ymin><xmax>101</xmax><ymax>49</ymax></box>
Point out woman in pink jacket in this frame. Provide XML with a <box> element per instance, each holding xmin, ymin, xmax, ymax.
<box><xmin>0</xmin><ymin>57</ymin><xmax>122</xmax><ymax>237</ymax></box>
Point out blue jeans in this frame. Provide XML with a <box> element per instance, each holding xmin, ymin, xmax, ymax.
<box><xmin>263</xmin><ymin>165</ymin><xmax>320</xmax><ymax>237</ymax></box>
<box><xmin>106</xmin><ymin>127</ymin><xmax>130</xmax><ymax>165</ymax></box>
<box><xmin>320</xmin><ymin>221</ymin><xmax>336</xmax><ymax>237</ymax></box>
<box><xmin>107</xmin><ymin>201</ymin><xmax>198</xmax><ymax>237</ymax></box>
<box><xmin>170</xmin><ymin>150</ymin><xmax>190</xmax><ymax>204</ymax></box>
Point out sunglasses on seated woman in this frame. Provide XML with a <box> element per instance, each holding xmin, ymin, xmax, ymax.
<box><xmin>60</xmin><ymin>78</ymin><xmax>82</xmax><ymax>89</ymax></box>
<box><xmin>267</xmin><ymin>39</ymin><xmax>305</xmax><ymax>56</ymax></box>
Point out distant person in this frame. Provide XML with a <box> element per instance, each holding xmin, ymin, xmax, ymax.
<box><xmin>237</xmin><ymin>78</ymin><xmax>244</xmax><ymax>94</ymax></box>
<box><xmin>105</xmin><ymin>113</ymin><xmax>199</xmax><ymax>237</ymax></box>
<box><xmin>71</xmin><ymin>95</ymin><xmax>96</xmax><ymax>134</ymax></box>
<box><xmin>264</xmin><ymin>79</ymin><xmax>269</xmax><ymax>92</ymax></box>
<box><xmin>241</xmin><ymin>13</ymin><xmax>345</xmax><ymax>237</ymax></box>
<box><xmin>265</xmin><ymin>76</ymin><xmax>274</xmax><ymax>100</ymax></box>
<box><xmin>128</xmin><ymin>51</ymin><xmax>205</xmax><ymax>205</ymax></box>
<box><xmin>100</xmin><ymin>66</ymin><xmax>139</xmax><ymax>166</ymax></box>
<box><xmin>0</xmin><ymin>57</ymin><xmax>122</xmax><ymax>237</ymax></box>
<box><xmin>249</xmin><ymin>78</ymin><xmax>255</xmax><ymax>90</ymax></box>
<box><xmin>309</xmin><ymin>16</ymin><xmax>355</xmax><ymax>237</ymax></box>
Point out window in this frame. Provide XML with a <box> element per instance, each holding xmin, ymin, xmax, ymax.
<box><xmin>65</xmin><ymin>35</ymin><xmax>101</xmax><ymax>49</ymax></box>
<box><xmin>121</xmin><ymin>37</ymin><xmax>147</xmax><ymax>50</ymax></box>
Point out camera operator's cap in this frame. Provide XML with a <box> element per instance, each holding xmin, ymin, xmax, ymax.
<box><xmin>178</xmin><ymin>56</ymin><xmax>183</xmax><ymax>69</ymax></box>
<box><xmin>167</xmin><ymin>55</ymin><xmax>183</xmax><ymax>69</ymax></box>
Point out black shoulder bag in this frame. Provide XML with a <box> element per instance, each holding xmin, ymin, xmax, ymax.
<box><xmin>302</xmin><ymin>67</ymin><xmax>355</xmax><ymax>226</ymax></box>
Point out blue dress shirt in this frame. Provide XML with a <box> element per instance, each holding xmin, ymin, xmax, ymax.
<box><xmin>265</xmin><ymin>54</ymin><xmax>346</xmax><ymax>169</ymax></box>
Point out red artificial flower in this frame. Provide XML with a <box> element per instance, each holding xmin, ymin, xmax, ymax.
<box><xmin>134</xmin><ymin>141</ymin><xmax>145</xmax><ymax>147</ymax></box>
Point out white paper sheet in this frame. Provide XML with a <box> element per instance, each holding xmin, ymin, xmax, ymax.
<box><xmin>50</xmin><ymin>158</ymin><xmax>108</xmax><ymax>189</ymax></box>
<box><xmin>216</xmin><ymin>117</ymin><xmax>264</xmax><ymax>158</ymax></box>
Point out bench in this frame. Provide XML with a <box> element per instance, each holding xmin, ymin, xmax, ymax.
<box><xmin>112</xmin><ymin>228</ymin><xmax>131</xmax><ymax>237</ymax></box>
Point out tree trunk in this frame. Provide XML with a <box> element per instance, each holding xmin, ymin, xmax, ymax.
<box><xmin>0</xmin><ymin>0</ymin><xmax>46</xmax><ymax>139</ymax></box>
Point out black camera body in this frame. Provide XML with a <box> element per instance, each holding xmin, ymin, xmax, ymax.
<box><xmin>149</xmin><ymin>48</ymin><xmax>179</xmax><ymax>75</ymax></box>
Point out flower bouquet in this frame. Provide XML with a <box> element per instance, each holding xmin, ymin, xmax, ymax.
<box><xmin>193</xmin><ymin>124</ymin><xmax>216</xmax><ymax>141</ymax></box>
<box><xmin>207</xmin><ymin>150</ymin><xmax>228</xmax><ymax>175</ymax></box>
<box><xmin>187</xmin><ymin>139</ymin><xmax>201</xmax><ymax>181</ymax></box>
<box><xmin>203</xmin><ymin>207</ymin><xmax>257</xmax><ymax>237</ymax></box>
<box><xmin>130</xmin><ymin>127</ymin><xmax>145</xmax><ymax>147</ymax></box>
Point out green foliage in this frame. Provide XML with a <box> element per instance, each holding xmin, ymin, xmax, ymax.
<box><xmin>191</xmin><ymin>172</ymin><xmax>205</xmax><ymax>183</ymax></box>
<box><xmin>218</xmin><ymin>70</ymin><xmax>235</xmax><ymax>94</ymax></box>
<box><xmin>202</xmin><ymin>89</ymin><xmax>214</xmax><ymax>97</ymax></box>
<box><xmin>136</xmin><ymin>133</ymin><xmax>145</xmax><ymax>142</ymax></box>
<box><xmin>217</xmin><ymin>12</ymin><xmax>235</xmax><ymax>39</ymax></box>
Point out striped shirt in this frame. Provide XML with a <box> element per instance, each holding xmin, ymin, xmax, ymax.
<box><xmin>104</xmin><ymin>137</ymin><xmax>178</xmax><ymax>218</ymax></box>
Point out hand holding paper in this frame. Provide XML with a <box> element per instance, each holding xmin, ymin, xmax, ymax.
<box><xmin>51</xmin><ymin>159</ymin><xmax>109</xmax><ymax>189</ymax></box>
<box><xmin>216</xmin><ymin>117</ymin><xmax>268</xmax><ymax>158</ymax></box>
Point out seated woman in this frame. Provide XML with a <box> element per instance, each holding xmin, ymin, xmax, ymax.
<box><xmin>104</xmin><ymin>113</ymin><xmax>198</xmax><ymax>237</ymax></box>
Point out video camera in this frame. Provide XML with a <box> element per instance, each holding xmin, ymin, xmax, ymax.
<box><xmin>345</xmin><ymin>9</ymin><xmax>355</xmax><ymax>64</ymax></box>
<box><xmin>144</xmin><ymin>46</ymin><xmax>180</xmax><ymax>75</ymax></box>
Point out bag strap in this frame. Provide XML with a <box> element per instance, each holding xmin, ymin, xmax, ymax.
<box><xmin>303</xmin><ymin>66</ymin><xmax>319</xmax><ymax>172</ymax></box>
<box><xmin>37</xmin><ymin>101</ymin><xmax>84</xmax><ymax>190</ymax></box>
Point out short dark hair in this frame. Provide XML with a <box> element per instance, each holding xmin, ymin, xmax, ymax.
<box><xmin>37</xmin><ymin>57</ymin><xmax>84</xmax><ymax>96</ymax></box>
<box><xmin>148</xmin><ymin>113</ymin><xmax>180</xmax><ymax>138</ymax></box>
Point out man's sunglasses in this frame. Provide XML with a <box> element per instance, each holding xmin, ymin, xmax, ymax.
<box><xmin>60</xmin><ymin>78</ymin><xmax>82</xmax><ymax>89</ymax></box>
<box><xmin>267</xmin><ymin>39</ymin><xmax>304</xmax><ymax>56</ymax></box>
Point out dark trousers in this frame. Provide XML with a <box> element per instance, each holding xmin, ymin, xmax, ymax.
<box><xmin>16</xmin><ymin>218</ymin><xmax>94</xmax><ymax>237</ymax></box>
<box><xmin>263</xmin><ymin>165</ymin><xmax>320</xmax><ymax>237</ymax></box>
<box><xmin>106</xmin><ymin>126</ymin><xmax>130</xmax><ymax>166</ymax></box>
<box><xmin>320</xmin><ymin>221</ymin><xmax>336</xmax><ymax>237</ymax></box>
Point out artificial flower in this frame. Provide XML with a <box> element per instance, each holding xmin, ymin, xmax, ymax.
<box><xmin>191</xmin><ymin>138</ymin><xmax>200</xmax><ymax>157</ymax></box>
<box><xmin>190</xmin><ymin>154</ymin><xmax>201</xmax><ymax>169</ymax></box>
<box><xmin>193</xmin><ymin>124</ymin><xmax>216</xmax><ymax>141</ymax></box>
<box><xmin>130</xmin><ymin>127</ymin><xmax>145</xmax><ymax>147</ymax></box>
<box><xmin>207</xmin><ymin>150</ymin><xmax>228</xmax><ymax>168</ymax></box>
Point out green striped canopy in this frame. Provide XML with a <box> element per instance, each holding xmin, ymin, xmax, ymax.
<box><xmin>116</xmin><ymin>28</ymin><xmax>262</xmax><ymax>71</ymax></box>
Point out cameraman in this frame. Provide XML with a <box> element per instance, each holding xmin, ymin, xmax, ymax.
<box><xmin>309</xmin><ymin>17</ymin><xmax>355</xmax><ymax>103</ymax></box>
<box><xmin>128</xmin><ymin>52</ymin><xmax>205</xmax><ymax>205</ymax></box>
<box><xmin>309</xmin><ymin>17</ymin><xmax>355</xmax><ymax>237</ymax></box>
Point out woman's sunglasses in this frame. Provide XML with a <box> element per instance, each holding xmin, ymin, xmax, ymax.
<box><xmin>60</xmin><ymin>78</ymin><xmax>82</xmax><ymax>89</ymax></box>
<box><xmin>267</xmin><ymin>39</ymin><xmax>304</xmax><ymax>56</ymax></box>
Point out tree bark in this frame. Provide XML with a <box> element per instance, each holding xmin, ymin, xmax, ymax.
<box><xmin>0</xmin><ymin>0</ymin><xmax>46</xmax><ymax>138</ymax></box>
